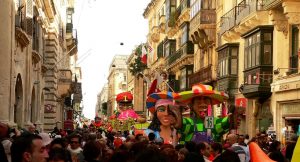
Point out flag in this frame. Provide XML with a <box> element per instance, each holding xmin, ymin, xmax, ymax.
<box><xmin>141</xmin><ymin>44</ymin><xmax>147</xmax><ymax>64</ymax></box>
<box><xmin>147</xmin><ymin>72</ymin><xmax>163</xmax><ymax>96</ymax></box>
<box><xmin>141</xmin><ymin>43</ymin><xmax>154</xmax><ymax>65</ymax></box>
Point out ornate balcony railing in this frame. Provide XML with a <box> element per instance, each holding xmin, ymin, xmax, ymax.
<box><xmin>167</xmin><ymin>41</ymin><xmax>194</xmax><ymax>65</ymax></box>
<box><xmin>168</xmin><ymin>48</ymin><xmax>182</xmax><ymax>65</ymax></box>
<box><xmin>175</xmin><ymin>0</ymin><xmax>190</xmax><ymax>20</ymax></box>
<box><xmin>220</xmin><ymin>0</ymin><xmax>265</xmax><ymax>35</ymax></box>
<box><xmin>188</xmin><ymin>64</ymin><xmax>212</xmax><ymax>88</ymax></box>
<box><xmin>263</xmin><ymin>0</ymin><xmax>282</xmax><ymax>10</ymax></box>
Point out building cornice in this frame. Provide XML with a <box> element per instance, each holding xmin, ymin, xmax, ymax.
<box><xmin>143</xmin><ymin>0</ymin><xmax>158</xmax><ymax>18</ymax></box>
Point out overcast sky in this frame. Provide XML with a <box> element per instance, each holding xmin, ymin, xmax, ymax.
<box><xmin>74</xmin><ymin>0</ymin><xmax>150</xmax><ymax>119</ymax></box>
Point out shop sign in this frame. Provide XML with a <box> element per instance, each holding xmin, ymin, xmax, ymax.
<box><xmin>282</xmin><ymin>103</ymin><xmax>300</xmax><ymax>115</ymax></box>
<box><xmin>273</xmin><ymin>80</ymin><xmax>300</xmax><ymax>92</ymax></box>
<box><xmin>235</xmin><ymin>98</ymin><xmax>247</xmax><ymax>108</ymax></box>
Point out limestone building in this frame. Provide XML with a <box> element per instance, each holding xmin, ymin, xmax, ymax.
<box><xmin>127</xmin><ymin>51</ymin><xmax>147</xmax><ymax>116</ymax></box>
<box><xmin>143</xmin><ymin>0</ymin><xmax>195</xmax><ymax>93</ymax></box>
<box><xmin>95</xmin><ymin>84</ymin><xmax>108</xmax><ymax>119</ymax></box>
<box><xmin>217</xmin><ymin>0</ymin><xmax>300</xmax><ymax>139</ymax></box>
<box><xmin>107</xmin><ymin>55</ymin><xmax>128</xmax><ymax>116</ymax></box>
<box><xmin>0</xmin><ymin>0</ymin><xmax>79</xmax><ymax>132</ymax></box>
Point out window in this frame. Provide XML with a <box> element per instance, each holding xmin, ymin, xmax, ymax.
<box><xmin>190</xmin><ymin>0</ymin><xmax>201</xmax><ymax>19</ymax></box>
<box><xmin>164</xmin><ymin>39</ymin><xmax>176</xmax><ymax>57</ymax></box>
<box><xmin>181</xmin><ymin>24</ymin><xmax>189</xmax><ymax>45</ymax></box>
<box><xmin>166</xmin><ymin>0</ymin><xmax>176</xmax><ymax>20</ymax></box>
<box><xmin>217</xmin><ymin>43</ymin><xmax>239</xmax><ymax>78</ymax></box>
<box><xmin>244</xmin><ymin>27</ymin><xmax>273</xmax><ymax>69</ymax></box>
<box><xmin>180</xmin><ymin>68</ymin><xmax>187</xmax><ymax>90</ymax></box>
<box><xmin>242</xmin><ymin>26</ymin><xmax>273</xmax><ymax>85</ymax></box>
<box><xmin>290</xmin><ymin>25</ymin><xmax>299</xmax><ymax>74</ymax></box>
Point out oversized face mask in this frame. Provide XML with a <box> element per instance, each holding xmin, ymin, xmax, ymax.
<box><xmin>192</xmin><ymin>96</ymin><xmax>211</xmax><ymax>119</ymax></box>
<box><xmin>155</xmin><ymin>99</ymin><xmax>183</xmax><ymax>128</ymax></box>
<box><xmin>118</xmin><ymin>102</ymin><xmax>132</xmax><ymax>111</ymax></box>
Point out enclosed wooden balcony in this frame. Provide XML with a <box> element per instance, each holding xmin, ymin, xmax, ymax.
<box><xmin>188</xmin><ymin>64</ymin><xmax>213</xmax><ymax>88</ymax></box>
<box><xmin>240</xmin><ymin>66</ymin><xmax>273</xmax><ymax>99</ymax></box>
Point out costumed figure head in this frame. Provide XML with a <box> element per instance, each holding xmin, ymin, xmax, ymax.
<box><xmin>146</xmin><ymin>92</ymin><xmax>184</xmax><ymax>132</ymax></box>
<box><xmin>94</xmin><ymin>116</ymin><xmax>102</xmax><ymax>128</ymax></box>
<box><xmin>116</xmin><ymin>91</ymin><xmax>139</xmax><ymax>120</ymax></box>
<box><xmin>174</xmin><ymin>84</ymin><xmax>229</xmax><ymax>119</ymax></box>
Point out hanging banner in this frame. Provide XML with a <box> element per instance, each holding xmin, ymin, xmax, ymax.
<box><xmin>235</xmin><ymin>98</ymin><xmax>247</xmax><ymax>108</ymax></box>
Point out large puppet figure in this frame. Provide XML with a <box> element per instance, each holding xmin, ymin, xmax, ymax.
<box><xmin>174</xmin><ymin>84</ymin><xmax>230</xmax><ymax>144</ymax></box>
<box><xmin>116</xmin><ymin>91</ymin><xmax>139</xmax><ymax>120</ymax></box>
<box><xmin>145</xmin><ymin>91</ymin><xmax>184</xmax><ymax>146</ymax></box>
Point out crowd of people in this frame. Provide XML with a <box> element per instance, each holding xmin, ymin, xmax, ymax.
<box><xmin>1</xmin><ymin>84</ymin><xmax>299</xmax><ymax>162</ymax></box>
<box><xmin>0</xmin><ymin>121</ymin><xmax>299</xmax><ymax>162</ymax></box>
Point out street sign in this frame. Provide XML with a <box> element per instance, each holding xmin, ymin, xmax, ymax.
<box><xmin>205</xmin><ymin>116</ymin><xmax>214</xmax><ymax>129</ymax></box>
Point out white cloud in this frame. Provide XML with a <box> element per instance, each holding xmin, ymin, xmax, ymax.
<box><xmin>74</xmin><ymin>0</ymin><xmax>150</xmax><ymax>119</ymax></box>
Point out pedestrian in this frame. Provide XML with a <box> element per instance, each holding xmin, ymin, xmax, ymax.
<box><xmin>11</xmin><ymin>134</ymin><xmax>49</xmax><ymax>162</ymax></box>
<box><xmin>67</xmin><ymin>133</ymin><xmax>84</xmax><ymax>162</ymax></box>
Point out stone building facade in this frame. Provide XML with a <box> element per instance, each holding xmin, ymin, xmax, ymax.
<box><xmin>107</xmin><ymin>55</ymin><xmax>128</xmax><ymax>116</ymax></box>
<box><xmin>0</xmin><ymin>0</ymin><xmax>78</xmax><ymax>132</ymax></box>
<box><xmin>142</xmin><ymin>0</ymin><xmax>300</xmax><ymax>141</ymax></box>
<box><xmin>217</xmin><ymin>0</ymin><xmax>300</xmax><ymax>139</ymax></box>
<box><xmin>95</xmin><ymin>84</ymin><xmax>108</xmax><ymax>119</ymax></box>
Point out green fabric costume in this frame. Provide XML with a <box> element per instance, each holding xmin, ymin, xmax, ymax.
<box><xmin>179</xmin><ymin>116</ymin><xmax>229</xmax><ymax>144</ymax></box>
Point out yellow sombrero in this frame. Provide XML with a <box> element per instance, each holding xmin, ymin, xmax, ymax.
<box><xmin>174</xmin><ymin>84</ymin><xmax>229</xmax><ymax>104</ymax></box>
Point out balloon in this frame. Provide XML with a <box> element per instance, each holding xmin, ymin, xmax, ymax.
<box><xmin>249</xmin><ymin>142</ymin><xmax>275</xmax><ymax>162</ymax></box>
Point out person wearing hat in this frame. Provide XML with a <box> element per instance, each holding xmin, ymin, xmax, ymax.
<box><xmin>174</xmin><ymin>84</ymin><xmax>230</xmax><ymax>144</ymax></box>
<box><xmin>146</xmin><ymin>91</ymin><xmax>184</xmax><ymax>146</ymax></box>
<box><xmin>115</xmin><ymin>91</ymin><xmax>139</xmax><ymax>120</ymax></box>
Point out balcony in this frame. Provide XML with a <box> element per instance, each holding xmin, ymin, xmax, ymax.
<box><xmin>190</xmin><ymin>9</ymin><xmax>216</xmax><ymax>48</ymax></box>
<box><xmin>217</xmin><ymin>77</ymin><xmax>238</xmax><ymax>100</ymax></box>
<box><xmin>66</xmin><ymin>29</ymin><xmax>78</xmax><ymax>56</ymax></box>
<box><xmin>220</xmin><ymin>0</ymin><xmax>266</xmax><ymax>40</ymax></box>
<box><xmin>166</xmin><ymin>13</ymin><xmax>178</xmax><ymax>37</ymax></box>
<box><xmin>167</xmin><ymin>41</ymin><xmax>194</xmax><ymax>66</ymax></box>
<box><xmin>44</xmin><ymin>0</ymin><xmax>56</xmax><ymax>21</ymax></box>
<box><xmin>150</xmin><ymin>26</ymin><xmax>160</xmax><ymax>43</ymax></box>
<box><xmin>58</xmin><ymin>69</ymin><xmax>73</xmax><ymax>97</ymax></box>
<box><xmin>263</xmin><ymin>0</ymin><xmax>282</xmax><ymax>10</ymax></box>
<box><xmin>159</xmin><ymin>15</ymin><xmax>166</xmax><ymax>33</ymax></box>
<box><xmin>220</xmin><ymin>7</ymin><xmax>236</xmax><ymax>35</ymax></box>
<box><xmin>15</xmin><ymin>11</ymin><xmax>30</xmax><ymax>48</ymax></box>
<box><xmin>175</xmin><ymin>0</ymin><xmax>190</xmax><ymax>27</ymax></box>
<box><xmin>241</xmin><ymin>66</ymin><xmax>273</xmax><ymax>99</ymax></box>
<box><xmin>188</xmin><ymin>64</ymin><xmax>212</xmax><ymax>88</ymax></box>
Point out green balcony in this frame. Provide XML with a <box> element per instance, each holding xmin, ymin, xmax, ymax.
<box><xmin>240</xmin><ymin>66</ymin><xmax>273</xmax><ymax>99</ymax></box>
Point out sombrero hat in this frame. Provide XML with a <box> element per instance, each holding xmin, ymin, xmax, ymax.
<box><xmin>174</xmin><ymin>84</ymin><xmax>229</xmax><ymax>105</ymax></box>
<box><xmin>146</xmin><ymin>91</ymin><xmax>179</xmax><ymax>114</ymax></box>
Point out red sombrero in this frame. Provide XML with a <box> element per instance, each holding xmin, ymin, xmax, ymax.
<box><xmin>174</xmin><ymin>84</ymin><xmax>229</xmax><ymax>104</ymax></box>
<box><xmin>146</xmin><ymin>91</ymin><xmax>179</xmax><ymax>114</ymax></box>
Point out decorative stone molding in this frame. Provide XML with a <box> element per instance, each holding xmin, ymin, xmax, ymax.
<box><xmin>167</xmin><ymin>55</ymin><xmax>193</xmax><ymax>73</ymax></box>
<box><xmin>15</xmin><ymin>27</ymin><xmax>30</xmax><ymax>48</ymax></box>
<box><xmin>270</xmin><ymin>9</ymin><xmax>288</xmax><ymax>37</ymax></box>
<box><xmin>285</xmin><ymin>12</ymin><xmax>300</xmax><ymax>24</ymax></box>
<box><xmin>150</xmin><ymin>26</ymin><xmax>160</xmax><ymax>43</ymax></box>
<box><xmin>283</xmin><ymin>1</ymin><xmax>300</xmax><ymax>24</ymax></box>
<box><xmin>175</xmin><ymin>8</ymin><xmax>190</xmax><ymax>28</ymax></box>
<box><xmin>32</xmin><ymin>50</ymin><xmax>41</xmax><ymax>64</ymax></box>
